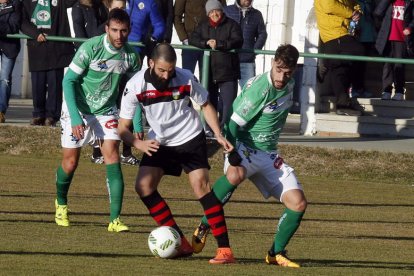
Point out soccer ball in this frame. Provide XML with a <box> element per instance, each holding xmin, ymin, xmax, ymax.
<box><xmin>148</xmin><ymin>226</ymin><xmax>181</xmax><ymax>258</ymax></box>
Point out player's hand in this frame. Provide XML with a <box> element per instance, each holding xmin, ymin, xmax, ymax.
<box><xmin>215</xmin><ymin>133</ymin><xmax>234</xmax><ymax>154</ymax></box>
<box><xmin>133</xmin><ymin>139</ymin><xmax>159</xmax><ymax>156</ymax></box>
<box><xmin>71</xmin><ymin>124</ymin><xmax>85</xmax><ymax>140</ymax></box>
<box><xmin>228</xmin><ymin>150</ymin><xmax>243</xmax><ymax>166</ymax></box>
<box><xmin>403</xmin><ymin>28</ymin><xmax>411</xmax><ymax>36</ymax></box>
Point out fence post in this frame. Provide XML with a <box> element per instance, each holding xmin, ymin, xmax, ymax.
<box><xmin>300</xmin><ymin>8</ymin><xmax>318</xmax><ymax>136</ymax></box>
<box><xmin>201</xmin><ymin>50</ymin><xmax>210</xmax><ymax>89</ymax></box>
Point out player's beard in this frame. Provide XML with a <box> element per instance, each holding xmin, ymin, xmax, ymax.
<box><xmin>150</xmin><ymin>69</ymin><xmax>172</xmax><ymax>91</ymax></box>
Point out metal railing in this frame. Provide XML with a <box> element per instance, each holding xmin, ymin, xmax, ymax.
<box><xmin>7</xmin><ymin>33</ymin><xmax>414</xmax><ymax>90</ymax></box>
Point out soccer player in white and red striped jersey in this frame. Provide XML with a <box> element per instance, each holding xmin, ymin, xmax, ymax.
<box><xmin>118</xmin><ymin>43</ymin><xmax>236</xmax><ymax>264</ymax></box>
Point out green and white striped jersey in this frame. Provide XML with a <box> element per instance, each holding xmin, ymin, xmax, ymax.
<box><xmin>230</xmin><ymin>72</ymin><xmax>295</xmax><ymax>152</ymax></box>
<box><xmin>67</xmin><ymin>34</ymin><xmax>140</xmax><ymax>115</ymax></box>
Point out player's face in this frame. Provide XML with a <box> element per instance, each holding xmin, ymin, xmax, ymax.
<box><xmin>149</xmin><ymin>58</ymin><xmax>176</xmax><ymax>87</ymax></box>
<box><xmin>270</xmin><ymin>58</ymin><xmax>295</xmax><ymax>89</ymax></box>
<box><xmin>105</xmin><ymin>20</ymin><xmax>130</xmax><ymax>49</ymax></box>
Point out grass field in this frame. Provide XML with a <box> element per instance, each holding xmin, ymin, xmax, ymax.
<box><xmin>1</xmin><ymin>126</ymin><xmax>413</xmax><ymax>275</ymax></box>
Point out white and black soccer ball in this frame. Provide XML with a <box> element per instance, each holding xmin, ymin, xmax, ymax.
<box><xmin>148</xmin><ymin>226</ymin><xmax>181</xmax><ymax>258</ymax></box>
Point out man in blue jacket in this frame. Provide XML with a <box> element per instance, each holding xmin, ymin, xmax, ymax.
<box><xmin>127</xmin><ymin>0</ymin><xmax>165</xmax><ymax>59</ymax></box>
<box><xmin>224</xmin><ymin>0</ymin><xmax>267</xmax><ymax>89</ymax></box>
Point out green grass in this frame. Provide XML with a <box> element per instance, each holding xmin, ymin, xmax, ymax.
<box><xmin>0</xmin><ymin>126</ymin><xmax>413</xmax><ymax>275</ymax></box>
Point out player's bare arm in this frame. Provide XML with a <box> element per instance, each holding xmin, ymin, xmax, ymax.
<box><xmin>201</xmin><ymin>101</ymin><xmax>234</xmax><ymax>153</ymax></box>
<box><xmin>118</xmin><ymin>118</ymin><xmax>160</xmax><ymax>156</ymax></box>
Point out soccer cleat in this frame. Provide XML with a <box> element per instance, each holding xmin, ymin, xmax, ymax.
<box><xmin>175</xmin><ymin>237</ymin><xmax>194</xmax><ymax>258</ymax></box>
<box><xmin>55</xmin><ymin>199</ymin><xmax>70</xmax><ymax>227</ymax></box>
<box><xmin>209</xmin><ymin>247</ymin><xmax>236</xmax><ymax>264</ymax></box>
<box><xmin>90</xmin><ymin>155</ymin><xmax>104</xmax><ymax>164</ymax></box>
<box><xmin>120</xmin><ymin>154</ymin><xmax>140</xmax><ymax>166</ymax></box>
<box><xmin>266</xmin><ymin>251</ymin><xmax>300</xmax><ymax>268</ymax></box>
<box><xmin>108</xmin><ymin>217</ymin><xmax>129</xmax><ymax>232</ymax></box>
<box><xmin>192</xmin><ymin>223</ymin><xmax>210</xmax><ymax>253</ymax></box>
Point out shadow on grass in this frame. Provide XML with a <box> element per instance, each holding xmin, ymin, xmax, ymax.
<box><xmin>0</xmin><ymin>250</ymin><xmax>413</xmax><ymax>270</ymax></box>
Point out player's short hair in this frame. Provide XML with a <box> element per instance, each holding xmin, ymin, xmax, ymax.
<box><xmin>151</xmin><ymin>43</ymin><xmax>177</xmax><ymax>64</ymax></box>
<box><xmin>274</xmin><ymin>44</ymin><xmax>299</xmax><ymax>69</ymax></box>
<box><xmin>106</xmin><ymin>7</ymin><xmax>130</xmax><ymax>27</ymax></box>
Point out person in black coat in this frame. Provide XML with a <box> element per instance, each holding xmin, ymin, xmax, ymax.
<box><xmin>71</xmin><ymin>0</ymin><xmax>108</xmax><ymax>48</ymax></box>
<box><xmin>0</xmin><ymin>0</ymin><xmax>21</xmax><ymax>123</ymax></box>
<box><xmin>189</xmin><ymin>0</ymin><xmax>243</xmax><ymax>135</ymax></box>
<box><xmin>20</xmin><ymin>0</ymin><xmax>77</xmax><ymax>126</ymax></box>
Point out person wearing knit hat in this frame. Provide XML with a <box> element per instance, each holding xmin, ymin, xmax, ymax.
<box><xmin>205</xmin><ymin>0</ymin><xmax>223</xmax><ymax>15</ymax></box>
<box><xmin>190</xmin><ymin>0</ymin><xmax>243</xmax><ymax>138</ymax></box>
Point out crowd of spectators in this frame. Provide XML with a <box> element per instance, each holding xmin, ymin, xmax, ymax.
<box><xmin>2</xmin><ymin>0</ymin><xmax>414</xmax><ymax>128</ymax></box>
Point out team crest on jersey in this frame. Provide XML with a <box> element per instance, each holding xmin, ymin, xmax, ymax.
<box><xmin>172</xmin><ymin>89</ymin><xmax>180</xmax><ymax>100</ymax></box>
<box><xmin>138</xmin><ymin>2</ymin><xmax>145</xmax><ymax>9</ymax></box>
<box><xmin>263</xmin><ymin>100</ymin><xmax>278</xmax><ymax>113</ymax></box>
<box><xmin>97</xmin><ymin>60</ymin><xmax>109</xmax><ymax>70</ymax></box>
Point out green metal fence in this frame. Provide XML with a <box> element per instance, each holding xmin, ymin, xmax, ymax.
<box><xmin>7</xmin><ymin>33</ymin><xmax>414</xmax><ymax>90</ymax></box>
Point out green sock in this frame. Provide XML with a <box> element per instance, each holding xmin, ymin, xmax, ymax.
<box><xmin>201</xmin><ymin>175</ymin><xmax>237</xmax><ymax>226</ymax></box>
<box><xmin>270</xmin><ymin>208</ymin><xmax>304</xmax><ymax>254</ymax></box>
<box><xmin>56</xmin><ymin>166</ymin><xmax>74</xmax><ymax>205</ymax></box>
<box><xmin>106</xmin><ymin>163</ymin><xmax>124</xmax><ymax>221</ymax></box>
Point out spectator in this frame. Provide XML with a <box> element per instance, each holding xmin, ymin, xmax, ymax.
<box><xmin>314</xmin><ymin>0</ymin><xmax>365</xmax><ymax>116</ymax></box>
<box><xmin>174</xmin><ymin>0</ymin><xmax>226</xmax><ymax>76</ymax></box>
<box><xmin>150</xmin><ymin>0</ymin><xmax>173</xmax><ymax>43</ymax></box>
<box><xmin>350</xmin><ymin>0</ymin><xmax>377</xmax><ymax>98</ymax></box>
<box><xmin>71</xmin><ymin>0</ymin><xmax>108</xmax><ymax>48</ymax></box>
<box><xmin>104</xmin><ymin>0</ymin><xmax>125</xmax><ymax>10</ymax></box>
<box><xmin>224</xmin><ymin>0</ymin><xmax>268</xmax><ymax>89</ymax></box>
<box><xmin>190</xmin><ymin>0</ymin><xmax>243</xmax><ymax>135</ymax></box>
<box><xmin>20</xmin><ymin>0</ymin><xmax>77</xmax><ymax>126</ymax></box>
<box><xmin>126</xmin><ymin>0</ymin><xmax>165</xmax><ymax>60</ymax></box>
<box><xmin>0</xmin><ymin>0</ymin><xmax>21</xmax><ymax>124</ymax></box>
<box><xmin>374</xmin><ymin>0</ymin><xmax>414</xmax><ymax>101</ymax></box>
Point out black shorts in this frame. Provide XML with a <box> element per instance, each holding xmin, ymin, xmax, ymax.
<box><xmin>140</xmin><ymin>131</ymin><xmax>211</xmax><ymax>176</ymax></box>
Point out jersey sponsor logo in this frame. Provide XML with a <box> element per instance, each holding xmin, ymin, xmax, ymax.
<box><xmin>97</xmin><ymin>60</ymin><xmax>109</xmax><ymax>70</ymax></box>
<box><xmin>90</xmin><ymin>59</ymin><xmax>128</xmax><ymax>74</ymax></box>
<box><xmin>105</xmin><ymin>119</ymin><xmax>118</xmax><ymax>129</ymax></box>
<box><xmin>263</xmin><ymin>93</ymin><xmax>293</xmax><ymax>114</ymax></box>
<box><xmin>273</xmin><ymin>156</ymin><xmax>284</xmax><ymax>169</ymax></box>
<box><xmin>138</xmin><ymin>85</ymin><xmax>191</xmax><ymax>106</ymax></box>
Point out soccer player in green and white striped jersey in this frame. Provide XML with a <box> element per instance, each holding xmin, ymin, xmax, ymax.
<box><xmin>192</xmin><ymin>44</ymin><xmax>307</xmax><ymax>267</ymax></box>
<box><xmin>54</xmin><ymin>8</ymin><xmax>159</xmax><ymax>232</ymax></box>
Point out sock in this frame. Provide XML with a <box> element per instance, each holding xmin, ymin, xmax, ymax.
<box><xmin>92</xmin><ymin>146</ymin><xmax>102</xmax><ymax>158</ymax></box>
<box><xmin>199</xmin><ymin>191</ymin><xmax>230</xmax><ymax>248</ymax></box>
<box><xmin>201</xmin><ymin>175</ymin><xmax>237</xmax><ymax>226</ymax></box>
<box><xmin>141</xmin><ymin>190</ymin><xmax>184</xmax><ymax>237</ymax></box>
<box><xmin>122</xmin><ymin>143</ymin><xmax>132</xmax><ymax>157</ymax></box>
<box><xmin>106</xmin><ymin>163</ymin><xmax>124</xmax><ymax>221</ymax></box>
<box><xmin>56</xmin><ymin>166</ymin><xmax>74</xmax><ymax>205</ymax></box>
<box><xmin>270</xmin><ymin>208</ymin><xmax>305</xmax><ymax>255</ymax></box>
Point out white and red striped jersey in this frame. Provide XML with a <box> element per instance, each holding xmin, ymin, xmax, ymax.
<box><xmin>120</xmin><ymin>67</ymin><xmax>208</xmax><ymax>146</ymax></box>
